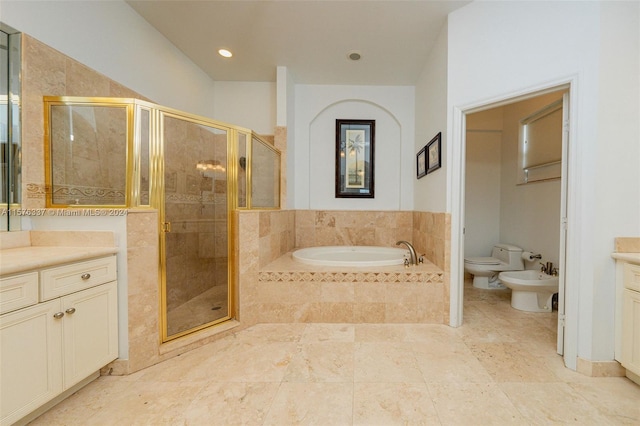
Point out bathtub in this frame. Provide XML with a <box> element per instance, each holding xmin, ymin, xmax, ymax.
<box><xmin>292</xmin><ymin>245</ymin><xmax>408</xmax><ymax>267</ymax></box>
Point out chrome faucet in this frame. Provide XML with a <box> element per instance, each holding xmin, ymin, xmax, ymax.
<box><xmin>540</xmin><ymin>261</ymin><xmax>558</xmax><ymax>276</ymax></box>
<box><xmin>396</xmin><ymin>240</ymin><xmax>417</xmax><ymax>265</ymax></box>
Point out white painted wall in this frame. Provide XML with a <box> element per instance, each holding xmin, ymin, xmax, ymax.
<box><xmin>277</xmin><ymin>67</ymin><xmax>297</xmax><ymax>208</ymax></box>
<box><xmin>464</xmin><ymin>130</ymin><xmax>502</xmax><ymax>258</ymax></box>
<box><xmin>0</xmin><ymin>0</ymin><xmax>216</xmax><ymax>116</ymax></box>
<box><xmin>213</xmin><ymin>81</ymin><xmax>276</xmax><ymax>135</ymax></box>
<box><xmin>447</xmin><ymin>1</ymin><xmax>640</xmax><ymax>365</ymax></box>
<box><xmin>414</xmin><ymin>21</ymin><xmax>448</xmax><ymax>213</ymax></box>
<box><xmin>294</xmin><ymin>85</ymin><xmax>415</xmax><ymax>210</ymax></box>
<box><xmin>464</xmin><ymin>108</ymin><xmax>503</xmax><ymax>258</ymax></box>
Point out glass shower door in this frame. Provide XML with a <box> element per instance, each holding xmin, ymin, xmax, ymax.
<box><xmin>161</xmin><ymin>113</ymin><xmax>230</xmax><ymax>340</ymax></box>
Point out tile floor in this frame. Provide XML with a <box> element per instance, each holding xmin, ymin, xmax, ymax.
<box><xmin>30</xmin><ymin>281</ymin><xmax>640</xmax><ymax>425</ymax></box>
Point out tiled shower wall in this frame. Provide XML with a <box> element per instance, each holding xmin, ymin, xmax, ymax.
<box><xmin>21</xmin><ymin>35</ymin><xmax>149</xmax><ymax>209</ymax></box>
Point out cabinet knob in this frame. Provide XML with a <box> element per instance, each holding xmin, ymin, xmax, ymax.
<box><xmin>81</xmin><ymin>273</ymin><xmax>91</xmax><ymax>280</ymax></box>
<box><xmin>53</xmin><ymin>312</ymin><xmax>65</xmax><ymax>319</ymax></box>
<box><xmin>65</xmin><ymin>307</ymin><xmax>76</xmax><ymax>315</ymax></box>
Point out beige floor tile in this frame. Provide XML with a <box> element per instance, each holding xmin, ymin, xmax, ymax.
<box><xmin>230</xmin><ymin>322</ymin><xmax>307</xmax><ymax>344</ymax></box>
<box><xmin>43</xmin><ymin>380</ymin><xmax>205</xmax><ymax>425</ymax></box>
<box><xmin>184</xmin><ymin>381</ymin><xmax>280</xmax><ymax>425</ymax></box>
<box><xmin>354</xmin><ymin>323</ymin><xmax>408</xmax><ymax>342</ymax></box>
<box><xmin>181</xmin><ymin>341</ymin><xmax>298</xmax><ymax>382</ymax></box>
<box><xmin>428</xmin><ymin>382</ymin><xmax>526</xmax><ymax>425</ymax></box>
<box><xmin>354</xmin><ymin>342</ymin><xmax>423</xmax><ymax>383</ymax></box>
<box><xmin>300</xmin><ymin>323</ymin><xmax>355</xmax><ymax>342</ymax></box>
<box><xmin>500</xmin><ymin>382</ymin><xmax>615</xmax><ymax>425</ymax></box>
<box><xmin>27</xmin><ymin>277</ymin><xmax>640</xmax><ymax>426</ymax></box>
<box><xmin>568</xmin><ymin>378</ymin><xmax>640</xmax><ymax>423</ymax></box>
<box><xmin>283</xmin><ymin>342</ymin><xmax>355</xmax><ymax>382</ymax></box>
<box><xmin>353</xmin><ymin>382</ymin><xmax>441</xmax><ymax>425</ymax></box>
<box><xmin>263</xmin><ymin>382</ymin><xmax>353</xmax><ymax>425</ymax></box>
<box><xmin>412</xmin><ymin>341</ymin><xmax>494</xmax><ymax>383</ymax></box>
<box><xmin>467</xmin><ymin>341</ymin><xmax>561</xmax><ymax>382</ymax></box>
<box><xmin>29</xmin><ymin>376</ymin><xmax>133</xmax><ymax>425</ymax></box>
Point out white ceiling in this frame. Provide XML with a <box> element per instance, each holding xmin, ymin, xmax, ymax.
<box><xmin>126</xmin><ymin>0</ymin><xmax>470</xmax><ymax>86</ymax></box>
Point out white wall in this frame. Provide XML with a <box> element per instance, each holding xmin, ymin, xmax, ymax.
<box><xmin>464</xmin><ymin>130</ymin><xmax>502</xmax><ymax>258</ymax></box>
<box><xmin>0</xmin><ymin>0</ymin><xmax>216</xmax><ymax>117</ymax></box>
<box><xmin>213</xmin><ymin>81</ymin><xmax>276</xmax><ymax>135</ymax></box>
<box><xmin>414</xmin><ymin>21</ymin><xmax>448</xmax><ymax>213</ymax></box>
<box><xmin>294</xmin><ymin>84</ymin><xmax>415</xmax><ymax>210</ymax></box>
<box><xmin>277</xmin><ymin>66</ymin><xmax>297</xmax><ymax>209</ymax></box>
<box><xmin>464</xmin><ymin>108</ymin><xmax>503</xmax><ymax>258</ymax></box>
<box><xmin>448</xmin><ymin>1</ymin><xmax>640</xmax><ymax>365</ymax></box>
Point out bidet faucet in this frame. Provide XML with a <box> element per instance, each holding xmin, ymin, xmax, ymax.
<box><xmin>396</xmin><ymin>240</ymin><xmax>417</xmax><ymax>265</ymax></box>
<box><xmin>540</xmin><ymin>262</ymin><xmax>556</xmax><ymax>275</ymax></box>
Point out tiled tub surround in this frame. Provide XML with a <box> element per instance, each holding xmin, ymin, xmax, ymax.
<box><xmin>237</xmin><ymin>210</ymin><xmax>449</xmax><ymax>326</ymax></box>
<box><xmin>247</xmin><ymin>255</ymin><xmax>444</xmax><ymax>324</ymax></box>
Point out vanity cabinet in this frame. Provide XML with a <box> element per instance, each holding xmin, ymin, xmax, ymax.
<box><xmin>621</xmin><ymin>263</ymin><xmax>640</xmax><ymax>378</ymax></box>
<box><xmin>0</xmin><ymin>255</ymin><xmax>118</xmax><ymax>426</ymax></box>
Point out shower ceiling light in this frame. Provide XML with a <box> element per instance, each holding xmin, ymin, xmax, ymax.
<box><xmin>218</xmin><ymin>49</ymin><xmax>233</xmax><ymax>58</ymax></box>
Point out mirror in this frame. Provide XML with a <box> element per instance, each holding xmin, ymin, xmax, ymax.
<box><xmin>0</xmin><ymin>24</ymin><xmax>21</xmax><ymax>231</ymax></box>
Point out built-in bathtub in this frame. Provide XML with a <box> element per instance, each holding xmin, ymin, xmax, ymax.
<box><xmin>292</xmin><ymin>245</ymin><xmax>408</xmax><ymax>267</ymax></box>
<box><xmin>240</xmin><ymin>246</ymin><xmax>447</xmax><ymax>325</ymax></box>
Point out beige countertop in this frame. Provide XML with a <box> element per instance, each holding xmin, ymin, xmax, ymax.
<box><xmin>0</xmin><ymin>246</ymin><xmax>118</xmax><ymax>276</ymax></box>
<box><xmin>611</xmin><ymin>252</ymin><xmax>640</xmax><ymax>265</ymax></box>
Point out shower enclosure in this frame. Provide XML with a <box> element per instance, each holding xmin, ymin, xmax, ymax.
<box><xmin>44</xmin><ymin>97</ymin><xmax>280</xmax><ymax>341</ymax></box>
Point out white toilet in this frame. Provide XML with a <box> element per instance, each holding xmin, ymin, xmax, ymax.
<box><xmin>464</xmin><ymin>244</ymin><xmax>525</xmax><ymax>289</ymax></box>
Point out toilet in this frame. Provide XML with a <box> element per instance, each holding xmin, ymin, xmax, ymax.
<box><xmin>464</xmin><ymin>244</ymin><xmax>524</xmax><ymax>289</ymax></box>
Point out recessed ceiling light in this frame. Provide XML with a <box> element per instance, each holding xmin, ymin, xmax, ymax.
<box><xmin>348</xmin><ymin>51</ymin><xmax>361</xmax><ymax>61</ymax></box>
<box><xmin>218</xmin><ymin>49</ymin><xmax>233</xmax><ymax>58</ymax></box>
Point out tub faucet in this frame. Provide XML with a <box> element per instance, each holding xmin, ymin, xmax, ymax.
<box><xmin>396</xmin><ymin>240</ymin><xmax>417</xmax><ymax>265</ymax></box>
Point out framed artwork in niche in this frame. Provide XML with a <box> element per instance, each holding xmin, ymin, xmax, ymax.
<box><xmin>426</xmin><ymin>132</ymin><xmax>442</xmax><ymax>174</ymax></box>
<box><xmin>335</xmin><ymin>119</ymin><xmax>375</xmax><ymax>198</ymax></box>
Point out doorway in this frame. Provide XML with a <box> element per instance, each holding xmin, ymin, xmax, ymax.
<box><xmin>452</xmin><ymin>84</ymin><xmax>571</xmax><ymax>359</ymax></box>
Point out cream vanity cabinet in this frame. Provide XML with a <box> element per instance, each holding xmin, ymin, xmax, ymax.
<box><xmin>613</xmin><ymin>253</ymin><xmax>640</xmax><ymax>386</ymax></box>
<box><xmin>621</xmin><ymin>262</ymin><xmax>640</xmax><ymax>378</ymax></box>
<box><xmin>0</xmin><ymin>254</ymin><xmax>118</xmax><ymax>425</ymax></box>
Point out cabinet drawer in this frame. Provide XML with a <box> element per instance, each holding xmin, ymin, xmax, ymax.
<box><xmin>0</xmin><ymin>272</ymin><xmax>39</xmax><ymax>315</ymax></box>
<box><xmin>40</xmin><ymin>256</ymin><xmax>117</xmax><ymax>301</ymax></box>
<box><xmin>624</xmin><ymin>263</ymin><xmax>640</xmax><ymax>292</ymax></box>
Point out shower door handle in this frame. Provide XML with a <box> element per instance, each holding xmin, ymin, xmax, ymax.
<box><xmin>162</xmin><ymin>222</ymin><xmax>172</xmax><ymax>233</ymax></box>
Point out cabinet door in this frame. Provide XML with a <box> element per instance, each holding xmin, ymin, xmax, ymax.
<box><xmin>622</xmin><ymin>288</ymin><xmax>640</xmax><ymax>375</ymax></box>
<box><xmin>0</xmin><ymin>299</ymin><xmax>63</xmax><ymax>425</ymax></box>
<box><xmin>62</xmin><ymin>281</ymin><xmax>118</xmax><ymax>388</ymax></box>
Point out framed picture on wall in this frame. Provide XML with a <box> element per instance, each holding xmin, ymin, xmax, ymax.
<box><xmin>426</xmin><ymin>132</ymin><xmax>442</xmax><ymax>174</ymax></box>
<box><xmin>417</xmin><ymin>146</ymin><xmax>427</xmax><ymax>179</ymax></box>
<box><xmin>335</xmin><ymin>119</ymin><xmax>375</xmax><ymax>198</ymax></box>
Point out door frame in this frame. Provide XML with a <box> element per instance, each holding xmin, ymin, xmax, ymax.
<box><xmin>449</xmin><ymin>77</ymin><xmax>578</xmax><ymax>369</ymax></box>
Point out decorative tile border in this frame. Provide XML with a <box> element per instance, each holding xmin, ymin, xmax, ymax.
<box><xmin>259</xmin><ymin>270</ymin><xmax>443</xmax><ymax>284</ymax></box>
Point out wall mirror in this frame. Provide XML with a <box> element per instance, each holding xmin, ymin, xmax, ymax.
<box><xmin>0</xmin><ymin>24</ymin><xmax>21</xmax><ymax>231</ymax></box>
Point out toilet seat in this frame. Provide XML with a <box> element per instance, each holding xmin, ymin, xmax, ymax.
<box><xmin>465</xmin><ymin>257</ymin><xmax>500</xmax><ymax>265</ymax></box>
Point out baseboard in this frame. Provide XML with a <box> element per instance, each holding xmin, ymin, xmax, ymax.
<box><xmin>576</xmin><ymin>357</ymin><xmax>626</xmax><ymax>377</ymax></box>
<box><xmin>626</xmin><ymin>369</ymin><xmax>640</xmax><ymax>386</ymax></box>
